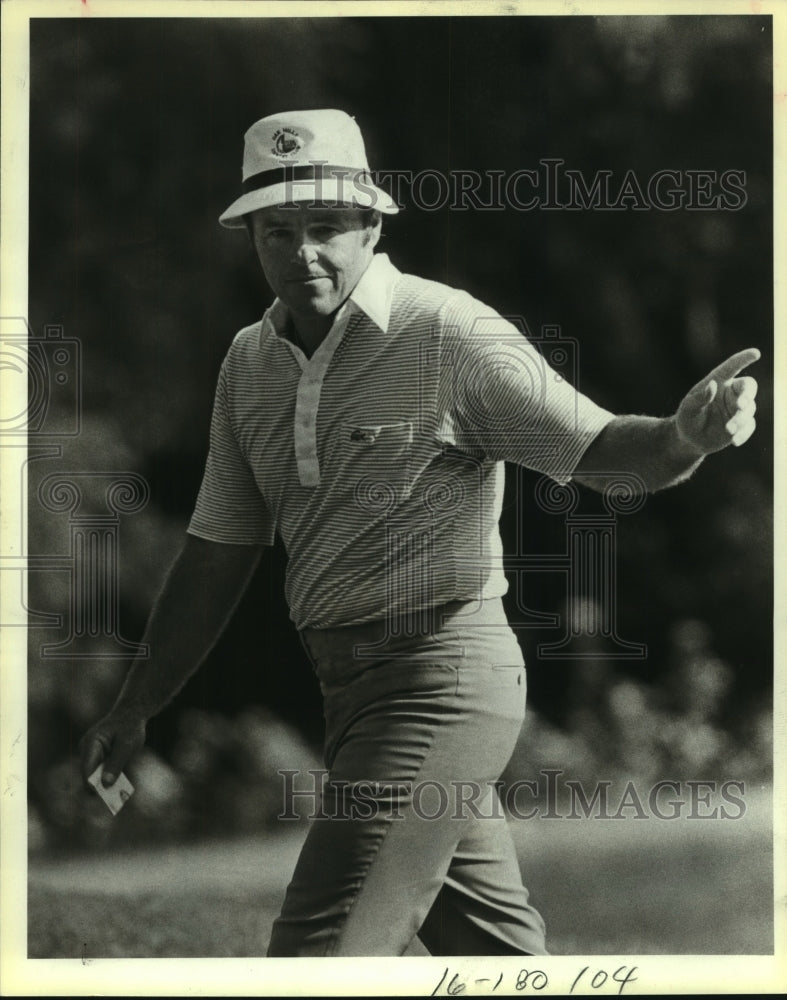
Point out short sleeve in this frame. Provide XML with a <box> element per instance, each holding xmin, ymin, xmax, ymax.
<box><xmin>187</xmin><ymin>360</ymin><xmax>276</xmax><ymax>545</ymax></box>
<box><xmin>438</xmin><ymin>293</ymin><xmax>615</xmax><ymax>484</ymax></box>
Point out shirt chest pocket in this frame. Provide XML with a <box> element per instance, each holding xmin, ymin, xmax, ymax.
<box><xmin>339</xmin><ymin>420</ymin><xmax>414</xmax><ymax>510</ymax></box>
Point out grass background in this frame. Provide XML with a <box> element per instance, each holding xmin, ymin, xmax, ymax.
<box><xmin>28</xmin><ymin>789</ymin><xmax>772</xmax><ymax>959</ymax></box>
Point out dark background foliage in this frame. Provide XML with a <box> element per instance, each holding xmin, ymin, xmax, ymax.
<box><xmin>25</xmin><ymin>14</ymin><xmax>772</xmax><ymax>848</ymax></box>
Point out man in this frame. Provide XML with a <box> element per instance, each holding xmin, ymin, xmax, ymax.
<box><xmin>80</xmin><ymin>109</ymin><xmax>759</xmax><ymax>957</ymax></box>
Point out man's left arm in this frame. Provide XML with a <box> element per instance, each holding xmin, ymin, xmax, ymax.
<box><xmin>573</xmin><ymin>348</ymin><xmax>761</xmax><ymax>494</ymax></box>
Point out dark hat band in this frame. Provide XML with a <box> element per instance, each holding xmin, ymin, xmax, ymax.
<box><xmin>242</xmin><ymin>163</ymin><xmax>374</xmax><ymax>194</ymax></box>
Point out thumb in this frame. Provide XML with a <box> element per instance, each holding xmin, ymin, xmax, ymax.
<box><xmin>101</xmin><ymin>744</ymin><xmax>127</xmax><ymax>787</ymax></box>
<box><xmin>101</xmin><ymin>768</ymin><xmax>118</xmax><ymax>787</ymax></box>
<box><xmin>705</xmin><ymin>379</ymin><xmax>718</xmax><ymax>406</ymax></box>
<box><xmin>101</xmin><ymin>726</ymin><xmax>143</xmax><ymax>786</ymax></box>
<box><xmin>80</xmin><ymin>730</ymin><xmax>110</xmax><ymax>783</ymax></box>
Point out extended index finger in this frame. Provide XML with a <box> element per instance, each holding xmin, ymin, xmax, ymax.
<box><xmin>705</xmin><ymin>348</ymin><xmax>762</xmax><ymax>386</ymax></box>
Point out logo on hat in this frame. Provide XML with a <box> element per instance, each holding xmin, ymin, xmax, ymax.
<box><xmin>271</xmin><ymin>127</ymin><xmax>303</xmax><ymax>157</ymax></box>
<box><xmin>220</xmin><ymin>109</ymin><xmax>400</xmax><ymax>228</ymax></box>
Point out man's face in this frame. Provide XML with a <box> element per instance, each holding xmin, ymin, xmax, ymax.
<box><xmin>249</xmin><ymin>204</ymin><xmax>381</xmax><ymax>320</ymax></box>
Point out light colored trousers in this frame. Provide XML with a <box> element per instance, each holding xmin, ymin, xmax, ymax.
<box><xmin>267</xmin><ymin>598</ymin><xmax>548</xmax><ymax>957</ymax></box>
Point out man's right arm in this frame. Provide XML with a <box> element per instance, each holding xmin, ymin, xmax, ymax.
<box><xmin>79</xmin><ymin>533</ymin><xmax>264</xmax><ymax>786</ymax></box>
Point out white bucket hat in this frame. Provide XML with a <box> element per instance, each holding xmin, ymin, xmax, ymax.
<box><xmin>219</xmin><ymin>109</ymin><xmax>400</xmax><ymax>228</ymax></box>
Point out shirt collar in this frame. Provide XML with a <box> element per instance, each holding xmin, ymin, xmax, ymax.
<box><xmin>346</xmin><ymin>252</ymin><xmax>399</xmax><ymax>333</ymax></box>
<box><xmin>263</xmin><ymin>252</ymin><xmax>400</xmax><ymax>341</ymax></box>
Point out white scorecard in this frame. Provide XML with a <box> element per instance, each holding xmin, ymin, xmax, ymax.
<box><xmin>87</xmin><ymin>766</ymin><xmax>135</xmax><ymax>816</ymax></box>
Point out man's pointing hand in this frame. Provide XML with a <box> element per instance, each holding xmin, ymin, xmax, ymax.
<box><xmin>675</xmin><ymin>347</ymin><xmax>761</xmax><ymax>455</ymax></box>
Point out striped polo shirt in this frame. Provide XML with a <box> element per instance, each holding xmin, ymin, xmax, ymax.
<box><xmin>187</xmin><ymin>253</ymin><xmax>614</xmax><ymax>629</ymax></box>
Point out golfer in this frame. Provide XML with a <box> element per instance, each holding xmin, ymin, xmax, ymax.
<box><xmin>80</xmin><ymin>109</ymin><xmax>759</xmax><ymax>957</ymax></box>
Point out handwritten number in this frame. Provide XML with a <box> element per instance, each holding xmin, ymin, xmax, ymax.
<box><xmin>612</xmin><ymin>967</ymin><xmax>639</xmax><ymax>995</ymax></box>
<box><xmin>433</xmin><ymin>963</ymin><xmax>637</xmax><ymax>997</ymax></box>
<box><xmin>433</xmin><ymin>968</ymin><xmax>504</xmax><ymax>996</ymax></box>
<box><xmin>516</xmin><ymin>969</ymin><xmax>549</xmax><ymax>991</ymax></box>
<box><xmin>569</xmin><ymin>966</ymin><xmax>588</xmax><ymax>993</ymax></box>
<box><xmin>447</xmin><ymin>973</ymin><xmax>466</xmax><ymax>996</ymax></box>
<box><xmin>569</xmin><ymin>966</ymin><xmax>638</xmax><ymax>996</ymax></box>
